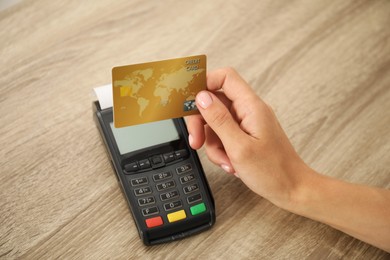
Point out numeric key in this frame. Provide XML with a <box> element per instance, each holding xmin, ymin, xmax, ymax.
<box><xmin>160</xmin><ymin>190</ymin><xmax>179</xmax><ymax>201</ymax></box>
<box><xmin>134</xmin><ymin>186</ymin><xmax>152</xmax><ymax>196</ymax></box>
<box><xmin>164</xmin><ymin>200</ymin><xmax>182</xmax><ymax>211</ymax></box>
<box><xmin>183</xmin><ymin>183</ymin><xmax>199</xmax><ymax>194</ymax></box>
<box><xmin>180</xmin><ymin>173</ymin><xmax>195</xmax><ymax>184</ymax></box>
<box><xmin>130</xmin><ymin>177</ymin><xmax>148</xmax><ymax>186</ymax></box>
<box><xmin>176</xmin><ymin>163</ymin><xmax>192</xmax><ymax>174</ymax></box>
<box><xmin>156</xmin><ymin>180</ymin><xmax>175</xmax><ymax>191</ymax></box>
<box><xmin>138</xmin><ymin>196</ymin><xmax>155</xmax><ymax>206</ymax></box>
<box><xmin>153</xmin><ymin>171</ymin><xmax>172</xmax><ymax>182</ymax></box>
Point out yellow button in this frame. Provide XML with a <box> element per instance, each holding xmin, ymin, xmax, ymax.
<box><xmin>167</xmin><ymin>210</ymin><xmax>186</xmax><ymax>223</ymax></box>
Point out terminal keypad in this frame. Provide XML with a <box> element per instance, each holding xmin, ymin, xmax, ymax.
<box><xmin>128</xmin><ymin>150</ymin><xmax>207</xmax><ymax>228</ymax></box>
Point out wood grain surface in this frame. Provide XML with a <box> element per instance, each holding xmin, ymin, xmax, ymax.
<box><xmin>1</xmin><ymin>0</ymin><xmax>389</xmax><ymax>259</ymax></box>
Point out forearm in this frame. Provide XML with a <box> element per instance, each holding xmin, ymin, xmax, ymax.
<box><xmin>285</xmin><ymin>167</ymin><xmax>390</xmax><ymax>252</ymax></box>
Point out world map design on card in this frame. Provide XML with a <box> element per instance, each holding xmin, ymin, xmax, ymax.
<box><xmin>112</xmin><ymin>55</ymin><xmax>206</xmax><ymax>127</ymax></box>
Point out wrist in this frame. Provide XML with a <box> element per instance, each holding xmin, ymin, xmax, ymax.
<box><xmin>275</xmin><ymin>162</ymin><xmax>322</xmax><ymax>214</ymax></box>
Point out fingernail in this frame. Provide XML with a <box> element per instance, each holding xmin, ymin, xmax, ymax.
<box><xmin>189</xmin><ymin>134</ymin><xmax>194</xmax><ymax>146</ymax></box>
<box><xmin>197</xmin><ymin>91</ymin><xmax>213</xmax><ymax>109</ymax></box>
<box><xmin>221</xmin><ymin>164</ymin><xmax>232</xmax><ymax>173</ymax></box>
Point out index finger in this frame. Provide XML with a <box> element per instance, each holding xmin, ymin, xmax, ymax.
<box><xmin>207</xmin><ymin>67</ymin><xmax>257</xmax><ymax>102</ymax></box>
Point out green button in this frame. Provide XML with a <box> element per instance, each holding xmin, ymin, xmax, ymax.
<box><xmin>190</xmin><ymin>202</ymin><xmax>206</xmax><ymax>216</ymax></box>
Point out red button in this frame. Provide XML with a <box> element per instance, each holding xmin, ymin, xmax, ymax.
<box><xmin>145</xmin><ymin>216</ymin><xmax>163</xmax><ymax>228</ymax></box>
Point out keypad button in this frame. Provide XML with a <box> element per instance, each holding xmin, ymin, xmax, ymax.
<box><xmin>163</xmin><ymin>200</ymin><xmax>182</xmax><ymax>211</ymax></box>
<box><xmin>163</xmin><ymin>152</ymin><xmax>175</xmax><ymax>163</ymax></box>
<box><xmin>174</xmin><ymin>149</ymin><xmax>188</xmax><ymax>160</ymax></box>
<box><xmin>138</xmin><ymin>196</ymin><xmax>155</xmax><ymax>206</ymax></box>
<box><xmin>167</xmin><ymin>209</ymin><xmax>186</xmax><ymax>223</ymax></box>
<box><xmin>145</xmin><ymin>216</ymin><xmax>163</xmax><ymax>228</ymax></box>
<box><xmin>139</xmin><ymin>159</ymin><xmax>151</xmax><ymax>169</ymax></box>
<box><xmin>176</xmin><ymin>163</ymin><xmax>192</xmax><ymax>175</ymax></box>
<box><xmin>151</xmin><ymin>155</ymin><xmax>163</xmax><ymax>164</ymax></box>
<box><xmin>190</xmin><ymin>202</ymin><xmax>206</xmax><ymax>216</ymax></box>
<box><xmin>156</xmin><ymin>180</ymin><xmax>175</xmax><ymax>191</ymax></box>
<box><xmin>183</xmin><ymin>183</ymin><xmax>199</xmax><ymax>194</ymax></box>
<box><xmin>124</xmin><ymin>162</ymin><xmax>139</xmax><ymax>172</ymax></box>
<box><xmin>142</xmin><ymin>206</ymin><xmax>159</xmax><ymax>216</ymax></box>
<box><xmin>187</xmin><ymin>193</ymin><xmax>202</xmax><ymax>204</ymax></box>
<box><xmin>130</xmin><ymin>177</ymin><xmax>148</xmax><ymax>186</ymax></box>
<box><xmin>134</xmin><ymin>186</ymin><xmax>152</xmax><ymax>196</ymax></box>
<box><xmin>153</xmin><ymin>171</ymin><xmax>172</xmax><ymax>182</ymax></box>
<box><xmin>160</xmin><ymin>190</ymin><xmax>179</xmax><ymax>201</ymax></box>
<box><xmin>180</xmin><ymin>173</ymin><xmax>195</xmax><ymax>184</ymax></box>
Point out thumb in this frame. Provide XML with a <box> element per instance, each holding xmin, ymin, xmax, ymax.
<box><xmin>196</xmin><ymin>90</ymin><xmax>245</xmax><ymax>151</ymax></box>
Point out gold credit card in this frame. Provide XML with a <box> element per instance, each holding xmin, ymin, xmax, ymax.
<box><xmin>112</xmin><ymin>55</ymin><xmax>206</xmax><ymax>127</ymax></box>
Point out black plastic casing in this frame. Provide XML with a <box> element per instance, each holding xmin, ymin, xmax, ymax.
<box><xmin>92</xmin><ymin>101</ymin><xmax>215</xmax><ymax>245</ymax></box>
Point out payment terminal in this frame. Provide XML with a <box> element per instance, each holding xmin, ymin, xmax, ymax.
<box><xmin>93</xmin><ymin>101</ymin><xmax>215</xmax><ymax>245</ymax></box>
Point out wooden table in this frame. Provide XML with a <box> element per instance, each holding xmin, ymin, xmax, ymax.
<box><xmin>1</xmin><ymin>0</ymin><xmax>389</xmax><ymax>258</ymax></box>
